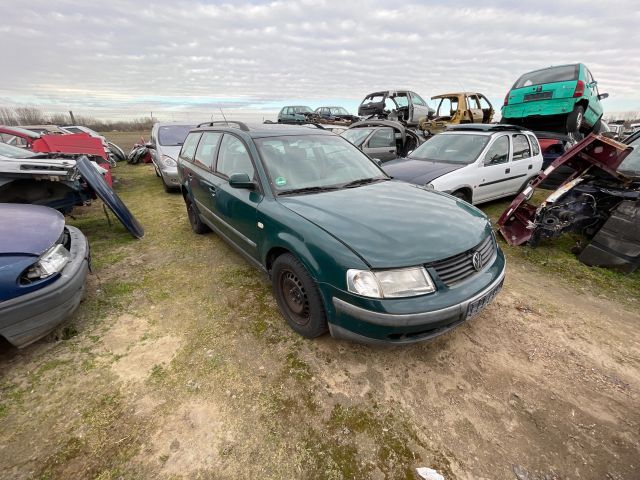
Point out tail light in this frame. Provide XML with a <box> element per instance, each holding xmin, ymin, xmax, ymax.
<box><xmin>503</xmin><ymin>91</ymin><xmax>510</xmax><ymax>106</ymax></box>
<box><xmin>573</xmin><ymin>80</ymin><xmax>585</xmax><ymax>98</ymax></box>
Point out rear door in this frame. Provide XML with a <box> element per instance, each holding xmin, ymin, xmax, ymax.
<box><xmin>210</xmin><ymin>133</ymin><xmax>263</xmax><ymax>259</ymax></box>
<box><xmin>475</xmin><ymin>134</ymin><xmax>511</xmax><ymax>202</ymax></box>
<box><xmin>410</xmin><ymin>92</ymin><xmax>431</xmax><ymax>123</ymax></box>
<box><xmin>506</xmin><ymin>134</ymin><xmax>535</xmax><ymax>194</ymax></box>
<box><xmin>467</xmin><ymin>95</ymin><xmax>483</xmax><ymax>122</ymax></box>
<box><xmin>363</xmin><ymin>127</ymin><xmax>397</xmax><ymax>161</ymax></box>
<box><xmin>189</xmin><ymin>132</ymin><xmax>223</xmax><ymax>224</ymax></box>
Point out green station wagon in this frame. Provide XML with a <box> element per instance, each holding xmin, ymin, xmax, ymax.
<box><xmin>502</xmin><ymin>63</ymin><xmax>608</xmax><ymax>136</ymax></box>
<box><xmin>177</xmin><ymin>121</ymin><xmax>505</xmax><ymax>344</ymax></box>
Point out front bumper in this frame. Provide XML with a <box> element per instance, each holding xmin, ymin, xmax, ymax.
<box><xmin>0</xmin><ymin>226</ymin><xmax>89</xmax><ymax>348</ymax></box>
<box><xmin>160</xmin><ymin>166</ymin><xmax>180</xmax><ymax>186</ymax></box>
<box><xmin>327</xmin><ymin>248</ymin><xmax>506</xmax><ymax>344</ymax></box>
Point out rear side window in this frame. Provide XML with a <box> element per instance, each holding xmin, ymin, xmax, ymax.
<box><xmin>194</xmin><ymin>132</ymin><xmax>222</xmax><ymax>169</ymax></box>
<box><xmin>216</xmin><ymin>134</ymin><xmax>255</xmax><ymax>179</ymax></box>
<box><xmin>513</xmin><ymin>65</ymin><xmax>579</xmax><ymax>88</ymax></box>
<box><xmin>512</xmin><ymin>134</ymin><xmax>532</xmax><ymax>160</ymax></box>
<box><xmin>179</xmin><ymin>132</ymin><xmax>201</xmax><ymax>162</ymax></box>
<box><xmin>484</xmin><ymin>135</ymin><xmax>509</xmax><ymax>165</ymax></box>
<box><xmin>528</xmin><ymin>135</ymin><xmax>540</xmax><ymax>156</ymax></box>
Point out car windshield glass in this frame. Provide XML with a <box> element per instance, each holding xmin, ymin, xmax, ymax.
<box><xmin>391</xmin><ymin>94</ymin><xmax>409</xmax><ymax>108</ymax></box>
<box><xmin>410</xmin><ymin>134</ymin><xmax>490</xmax><ymax>164</ymax></box>
<box><xmin>514</xmin><ymin>65</ymin><xmax>579</xmax><ymax>88</ymax></box>
<box><xmin>341</xmin><ymin>128</ymin><xmax>374</xmax><ymax>147</ymax></box>
<box><xmin>330</xmin><ymin>107</ymin><xmax>349</xmax><ymax>115</ymax></box>
<box><xmin>0</xmin><ymin>142</ymin><xmax>37</xmax><ymax>158</ymax></box>
<box><xmin>158</xmin><ymin>125</ymin><xmax>193</xmax><ymax>146</ymax></box>
<box><xmin>618</xmin><ymin>139</ymin><xmax>640</xmax><ymax>176</ymax></box>
<box><xmin>256</xmin><ymin>135</ymin><xmax>386</xmax><ymax>194</ymax></box>
<box><xmin>294</xmin><ymin>106</ymin><xmax>313</xmax><ymax>114</ymax></box>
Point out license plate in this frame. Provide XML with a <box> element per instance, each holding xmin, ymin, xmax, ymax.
<box><xmin>466</xmin><ymin>279</ymin><xmax>503</xmax><ymax>319</ymax></box>
<box><xmin>524</xmin><ymin>91</ymin><xmax>552</xmax><ymax>102</ymax></box>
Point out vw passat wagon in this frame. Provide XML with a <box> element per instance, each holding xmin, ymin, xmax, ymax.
<box><xmin>177</xmin><ymin>121</ymin><xmax>505</xmax><ymax>344</ymax></box>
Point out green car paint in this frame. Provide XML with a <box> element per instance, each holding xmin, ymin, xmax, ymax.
<box><xmin>502</xmin><ymin>63</ymin><xmax>606</xmax><ymax>133</ymax></box>
<box><xmin>178</xmin><ymin>124</ymin><xmax>505</xmax><ymax>344</ymax></box>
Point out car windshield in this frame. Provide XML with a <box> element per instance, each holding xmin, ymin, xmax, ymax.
<box><xmin>390</xmin><ymin>94</ymin><xmax>409</xmax><ymax>108</ymax></box>
<box><xmin>619</xmin><ymin>138</ymin><xmax>640</xmax><ymax>176</ymax></box>
<box><xmin>330</xmin><ymin>107</ymin><xmax>349</xmax><ymax>115</ymax></box>
<box><xmin>294</xmin><ymin>106</ymin><xmax>313</xmax><ymax>114</ymax></box>
<box><xmin>409</xmin><ymin>133</ymin><xmax>490</xmax><ymax>164</ymax></box>
<box><xmin>0</xmin><ymin>142</ymin><xmax>37</xmax><ymax>158</ymax></box>
<box><xmin>158</xmin><ymin>125</ymin><xmax>193</xmax><ymax>146</ymax></box>
<box><xmin>513</xmin><ymin>65</ymin><xmax>579</xmax><ymax>88</ymax></box>
<box><xmin>340</xmin><ymin>128</ymin><xmax>374</xmax><ymax>147</ymax></box>
<box><xmin>256</xmin><ymin>134</ymin><xmax>387</xmax><ymax>194</ymax></box>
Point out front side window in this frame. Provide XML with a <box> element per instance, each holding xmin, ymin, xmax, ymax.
<box><xmin>216</xmin><ymin>134</ymin><xmax>255</xmax><ymax>178</ymax></box>
<box><xmin>411</xmin><ymin>93</ymin><xmax>426</xmax><ymax>106</ymax></box>
<box><xmin>179</xmin><ymin>132</ymin><xmax>202</xmax><ymax>162</ymax></box>
<box><xmin>368</xmin><ymin>128</ymin><xmax>394</xmax><ymax>148</ymax></box>
<box><xmin>483</xmin><ymin>136</ymin><xmax>509</xmax><ymax>165</ymax></box>
<box><xmin>341</xmin><ymin>128</ymin><xmax>375</xmax><ymax>147</ymax></box>
<box><xmin>194</xmin><ymin>132</ymin><xmax>222</xmax><ymax>170</ymax></box>
<box><xmin>410</xmin><ymin>134</ymin><xmax>490</xmax><ymax>164</ymax></box>
<box><xmin>256</xmin><ymin>135</ymin><xmax>385</xmax><ymax>193</ymax></box>
<box><xmin>436</xmin><ymin>97</ymin><xmax>459</xmax><ymax>117</ymax></box>
<box><xmin>512</xmin><ymin>134</ymin><xmax>532</xmax><ymax>160</ymax></box>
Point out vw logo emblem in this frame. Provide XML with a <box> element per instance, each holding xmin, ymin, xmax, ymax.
<box><xmin>472</xmin><ymin>251</ymin><xmax>483</xmax><ymax>271</ymax></box>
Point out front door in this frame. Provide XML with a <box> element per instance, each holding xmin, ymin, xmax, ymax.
<box><xmin>210</xmin><ymin>133</ymin><xmax>263</xmax><ymax>260</ymax></box>
<box><xmin>475</xmin><ymin>134</ymin><xmax>511</xmax><ymax>202</ymax></box>
<box><xmin>363</xmin><ymin>127</ymin><xmax>397</xmax><ymax>161</ymax></box>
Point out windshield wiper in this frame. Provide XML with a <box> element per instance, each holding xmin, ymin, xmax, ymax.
<box><xmin>278</xmin><ymin>185</ymin><xmax>341</xmax><ymax>196</ymax></box>
<box><xmin>342</xmin><ymin>177</ymin><xmax>388</xmax><ymax>188</ymax></box>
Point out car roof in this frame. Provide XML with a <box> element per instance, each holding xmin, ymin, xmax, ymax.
<box><xmin>154</xmin><ymin>122</ymin><xmax>196</xmax><ymax>127</ymax></box>
<box><xmin>348</xmin><ymin>119</ymin><xmax>406</xmax><ymax>132</ymax></box>
<box><xmin>431</xmin><ymin>92</ymin><xmax>485</xmax><ymax>99</ymax></box>
<box><xmin>193</xmin><ymin>122</ymin><xmax>334</xmax><ymax>138</ymax></box>
<box><xmin>446</xmin><ymin>124</ymin><xmax>534</xmax><ymax>135</ymax></box>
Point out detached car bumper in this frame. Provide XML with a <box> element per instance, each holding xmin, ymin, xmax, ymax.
<box><xmin>327</xmin><ymin>248</ymin><xmax>506</xmax><ymax>344</ymax></box>
<box><xmin>0</xmin><ymin>226</ymin><xmax>89</xmax><ymax>348</ymax></box>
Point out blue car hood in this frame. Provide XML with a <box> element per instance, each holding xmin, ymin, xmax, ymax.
<box><xmin>0</xmin><ymin>203</ymin><xmax>63</xmax><ymax>256</ymax></box>
<box><xmin>279</xmin><ymin>181</ymin><xmax>490</xmax><ymax>268</ymax></box>
<box><xmin>383</xmin><ymin>158</ymin><xmax>464</xmax><ymax>185</ymax></box>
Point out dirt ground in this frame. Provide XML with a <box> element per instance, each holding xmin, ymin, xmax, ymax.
<box><xmin>0</xmin><ymin>140</ymin><xmax>638</xmax><ymax>479</ymax></box>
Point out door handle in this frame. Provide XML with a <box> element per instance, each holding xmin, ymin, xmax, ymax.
<box><xmin>388</xmin><ymin>150</ymin><xmax>395</xmax><ymax>153</ymax></box>
<box><xmin>505</xmin><ymin>168</ymin><xmax>510</xmax><ymax>174</ymax></box>
<box><xmin>528</xmin><ymin>164</ymin><xmax>533</xmax><ymax>170</ymax></box>
<box><xmin>208</xmin><ymin>185</ymin><xmax>217</xmax><ymax>197</ymax></box>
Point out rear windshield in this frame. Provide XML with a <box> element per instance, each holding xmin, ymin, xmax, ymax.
<box><xmin>409</xmin><ymin>133</ymin><xmax>490</xmax><ymax>164</ymax></box>
<box><xmin>513</xmin><ymin>65</ymin><xmax>579</xmax><ymax>89</ymax></box>
<box><xmin>158</xmin><ymin>125</ymin><xmax>193</xmax><ymax>146</ymax></box>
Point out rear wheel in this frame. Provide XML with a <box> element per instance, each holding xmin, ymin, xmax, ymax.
<box><xmin>272</xmin><ymin>253</ymin><xmax>328</xmax><ymax>338</ymax></box>
<box><xmin>185</xmin><ymin>196</ymin><xmax>209</xmax><ymax>234</ymax></box>
<box><xmin>567</xmin><ymin>105</ymin><xmax>584</xmax><ymax>135</ymax></box>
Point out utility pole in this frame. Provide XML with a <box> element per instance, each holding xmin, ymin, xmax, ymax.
<box><xmin>69</xmin><ymin>110</ymin><xmax>76</xmax><ymax>124</ymax></box>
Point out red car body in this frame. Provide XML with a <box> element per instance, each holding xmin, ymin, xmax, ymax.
<box><xmin>0</xmin><ymin>126</ymin><xmax>107</xmax><ymax>160</ymax></box>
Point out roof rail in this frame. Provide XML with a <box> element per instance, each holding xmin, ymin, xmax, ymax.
<box><xmin>197</xmin><ymin>120</ymin><xmax>250</xmax><ymax>131</ymax></box>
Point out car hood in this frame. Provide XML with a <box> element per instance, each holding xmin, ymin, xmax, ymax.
<box><xmin>383</xmin><ymin>158</ymin><xmax>465</xmax><ymax>185</ymax></box>
<box><xmin>0</xmin><ymin>204</ymin><xmax>64</xmax><ymax>256</ymax></box>
<box><xmin>279</xmin><ymin>181</ymin><xmax>490</xmax><ymax>268</ymax></box>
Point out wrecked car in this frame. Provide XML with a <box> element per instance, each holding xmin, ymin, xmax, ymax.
<box><xmin>358</xmin><ymin>90</ymin><xmax>433</xmax><ymax>127</ymax></box>
<box><xmin>0</xmin><ymin>143</ymin><xmax>144</xmax><ymax>238</ymax></box>
<box><xmin>178</xmin><ymin>122</ymin><xmax>505</xmax><ymax>344</ymax></box>
<box><xmin>314</xmin><ymin>106</ymin><xmax>359</xmax><ymax>124</ymax></box>
<box><xmin>384</xmin><ymin>124</ymin><xmax>543</xmax><ymax>204</ymax></box>
<box><xmin>498</xmin><ymin>133</ymin><xmax>640</xmax><ymax>272</ymax></box>
<box><xmin>0</xmin><ymin>203</ymin><xmax>90</xmax><ymax>348</ymax></box>
<box><xmin>340</xmin><ymin>120</ymin><xmax>424</xmax><ymax>162</ymax></box>
<box><xmin>277</xmin><ymin>106</ymin><xmax>320</xmax><ymax>124</ymax></box>
<box><xmin>419</xmin><ymin>92</ymin><xmax>494</xmax><ymax>135</ymax></box>
<box><xmin>501</xmin><ymin>63</ymin><xmax>608</xmax><ymax>137</ymax></box>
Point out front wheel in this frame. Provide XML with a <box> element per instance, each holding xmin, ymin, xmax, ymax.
<box><xmin>452</xmin><ymin>190</ymin><xmax>471</xmax><ymax>203</ymax></box>
<box><xmin>272</xmin><ymin>253</ymin><xmax>328</xmax><ymax>338</ymax></box>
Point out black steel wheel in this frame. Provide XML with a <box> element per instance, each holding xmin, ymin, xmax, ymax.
<box><xmin>185</xmin><ymin>196</ymin><xmax>209</xmax><ymax>234</ymax></box>
<box><xmin>272</xmin><ymin>253</ymin><xmax>328</xmax><ymax>338</ymax></box>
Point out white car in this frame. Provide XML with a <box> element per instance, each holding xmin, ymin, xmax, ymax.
<box><xmin>383</xmin><ymin>124</ymin><xmax>544</xmax><ymax>204</ymax></box>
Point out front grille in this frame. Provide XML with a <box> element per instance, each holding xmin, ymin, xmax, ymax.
<box><xmin>427</xmin><ymin>234</ymin><xmax>495</xmax><ymax>286</ymax></box>
<box><xmin>524</xmin><ymin>91</ymin><xmax>552</xmax><ymax>102</ymax></box>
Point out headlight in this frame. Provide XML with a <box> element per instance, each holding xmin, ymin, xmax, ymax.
<box><xmin>346</xmin><ymin>267</ymin><xmax>435</xmax><ymax>298</ymax></box>
<box><xmin>22</xmin><ymin>244</ymin><xmax>71</xmax><ymax>281</ymax></box>
<box><xmin>161</xmin><ymin>155</ymin><xmax>177</xmax><ymax>167</ymax></box>
<box><xmin>425</xmin><ymin>183</ymin><xmax>435</xmax><ymax>190</ymax></box>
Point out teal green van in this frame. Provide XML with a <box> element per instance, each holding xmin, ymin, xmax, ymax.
<box><xmin>501</xmin><ymin>63</ymin><xmax>608</xmax><ymax>135</ymax></box>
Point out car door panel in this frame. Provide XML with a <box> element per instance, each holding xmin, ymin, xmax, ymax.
<box><xmin>363</xmin><ymin>127</ymin><xmax>397</xmax><ymax>161</ymax></box>
<box><xmin>507</xmin><ymin>134</ymin><xmax>534</xmax><ymax>194</ymax></box>
<box><xmin>474</xmin><ymin>135</ymin><xmax>511</xmax><ymax>202</ymax></box>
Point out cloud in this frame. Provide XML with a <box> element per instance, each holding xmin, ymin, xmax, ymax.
<box><xmin>0</xmin><ymin>0</ymin><xmax>638</xmax><ymax>120</ymax></box>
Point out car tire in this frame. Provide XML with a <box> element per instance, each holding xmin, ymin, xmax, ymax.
<box><xmin>567</xmin><ymin>105</ymin><xmax>584</xmax><ymax>134</ymax></box>
<box><xmin>452</xmin><ymin>190</ymin><xmax>471</xmax><ymax>203</ymax></box>
<box><xmin>185</xmin><ymin>196</ymin><xmax>209</xmax><ymax>234</ymax></box>
<box><xmin>272</xmin><ymin>253</ymin><xmax>328</xmax><ymax>338</ymax></box>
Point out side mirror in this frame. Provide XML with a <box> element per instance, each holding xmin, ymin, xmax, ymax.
<box><xmin>145</xmin><ymin>142</ymin><xmax>155</xmax><ymax>149</ymax></box>
<box><xmin>371</xmin><ymin>158</ymin><xmax>382</xmax><ymax>166</ymax></box>
<box><xmin>228</xmin><ymin>172</ymin><xmax>255</xmax><ymax>189</ymax></box>
<box><xmin>598</xmin><ymin>93</ymin><xmax>609</xmax><ymax>100</ymax></box>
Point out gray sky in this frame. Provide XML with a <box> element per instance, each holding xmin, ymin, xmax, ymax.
<box><xmin>1</xmin><ymin>0</ymin><xmax>638</xmax><ymax>121</ymax></box>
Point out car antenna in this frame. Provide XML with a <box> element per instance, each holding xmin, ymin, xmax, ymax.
<box><xmin>219</xmin><ymin>108</ymin><xmax>229</xmax><ymax>126</ymax></box>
